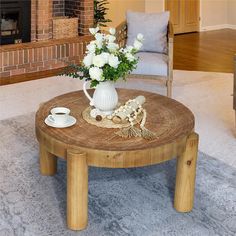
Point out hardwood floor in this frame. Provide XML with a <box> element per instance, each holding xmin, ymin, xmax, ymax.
<box><xmin>174</xmin><ymin>29</ymin><xmax>236</xmax><ymax>73</ymax></box>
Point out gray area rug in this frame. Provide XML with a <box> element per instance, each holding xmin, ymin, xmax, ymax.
<box><xmin>0</xmin><ymin>114</ymin><xmax>236</xmax><ymax>236</ymax></box>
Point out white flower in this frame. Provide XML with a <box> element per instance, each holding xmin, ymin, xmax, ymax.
<box><xmin>89</xmin><ymin>27</ymin><xmax>99</xmax><ymax>35</ymax></box>
<box><xmin>94</xmin><ymin>33</ymin><xmax>104</xmax><ymax>49</ymax></box>
<box><xmin>89</xmin><ymin>67</ymin><xmax>103</xmax><ymax>81</ymax></box>
<box><xmin>101</xmin><ymin>52</ymin><xmax>110</xmax><ymax>63</ymax></box>
<box><xmin>125</xmin><ymin>53</ymin><xmax>135</xmax><ymax>62</ymax></box>
<box><xmin>83</xmin><ymin>53</ymin><xmax>93</xmax><ymax>67</ymax></box>
<box><xmin>107</xmin><ymin>42</ymin><xmax>119</xmax><ymax>52</ymax></box>
<box><xmin>92</xmin><ymin>55</ymin><xmax>106</xmax><ymax>68</ymax></box>
<box><xmin>87</xmin><ymin>42</ymin><xmax>96</xmax><ymax>53</ymax></box>
<box><xmin>107</xmin><ymin>35</ymin><xmax>116</xmax><ymax>43</ymax></box>
<box><xmin>126</xmin><ymin>46</ymin><xmax>134</xmax><ymax>52</ymax></box>
<box><xmin>108</xmin><ymin>55</ymin><xmax>120</xmax><ymax>68</ymax></box>
<box><xmin>95</xmin><ymin>40</ymin><xmax>103</xmax><ymax>49</ymax></box>
<box><xmin>137</xmin><ymin>33</ymin><xmax>144</xmax><ymax>41</ymax></box>
<box><xmin>109</xmin><ymin>28</ymin><xmax>116</xmax><ymax>35</ymax></box>
<box><xmin>133</xmin><ymin>39</ymin><xmax>143</xmax><ymax>50</ymax></box>
<box><xmin>95</xmin><ymin>33</ymin><xmax>103</xmax><ymax>41</ymax></box>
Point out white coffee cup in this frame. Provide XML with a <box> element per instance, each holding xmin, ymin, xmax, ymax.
<box><xmin>48</xmin><ymin>107</ymin><xmax>70</xmax><ymax>124</ymax></box>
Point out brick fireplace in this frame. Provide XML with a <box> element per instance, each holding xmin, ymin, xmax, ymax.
<box><xmin>0</xmin><ymin>0</ymin><xmax>94</xmax><ymax>84</ymax></box>
<box><xmin>31</xmin><ymin>0</ymin><xmax>94</xmax><ymax>41</ymax></box>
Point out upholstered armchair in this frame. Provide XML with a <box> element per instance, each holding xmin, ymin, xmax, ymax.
<box><xmin>115</xmin><ymin>12</ymin><xmax>174</xmax><ymax>98</ymax></box>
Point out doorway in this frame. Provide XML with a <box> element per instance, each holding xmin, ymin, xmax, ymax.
<box><xmin>165</xmin><ymin>0</ymin><xmax>200</xmax><ymax>34</ymax></box>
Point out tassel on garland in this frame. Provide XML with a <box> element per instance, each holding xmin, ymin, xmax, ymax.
<box><xmin>140</xmin><ymin>109</ymin><xmax>157</xmax><ymax>140</ymax></box>
<box><xmin>141</xmin><ymin>127</ymin><xmax>157</xmax><ymax>140</ymax></box>
<box><xmin>115</xmin><ymin>125</ymin><xmax>157</xmax><ymax>140</ymax></box>
<box><xmin>111</xmin><ymin>98</ymin><xmax>157</xmax><ymax>140</ymax></box>
<box><xmin>115</xmin><ymin>126</ymin><xmax>141</xmax><ymax>138</ymax></box>
<box><xmin>115</xmin><ymin>109</ymin><xmax>157</xmax><ymax>140</ymax></box>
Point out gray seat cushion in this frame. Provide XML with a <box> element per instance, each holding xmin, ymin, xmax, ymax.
<box><xmin>131</xmin><ymin>52</ymin><xmax>168</xmax><ymax>77</ymax></box>
<box><xmin>126</xmin><ymin>11</ymin><xmax>169</xmax><ymax>53</ymax></box>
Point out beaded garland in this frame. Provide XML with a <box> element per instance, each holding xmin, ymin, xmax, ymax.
<box><xmin>108</xmin><ymin>97</ymin><xmax>157</xmax><ymax>140</ymax></box>
<box><xmin>108</xmin><ymin>98</ymin><xmax>144</xmax><ymax>125</ymax></box>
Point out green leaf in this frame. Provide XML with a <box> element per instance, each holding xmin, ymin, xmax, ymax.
<box><xmin>94</xmin><ymin>0</ymin><xmax>111</xmax><ymax>27</ymax></box>
<box><xmin>90</xmin><ymin>80</ymin><xmax>99</xmax><ymax>88</ymax></box>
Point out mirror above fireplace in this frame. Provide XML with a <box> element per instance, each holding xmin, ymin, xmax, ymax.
<box><xmin>0</xmin><ymin>0</ymin><xmax>31</xmax><ymax>45</ymax></box>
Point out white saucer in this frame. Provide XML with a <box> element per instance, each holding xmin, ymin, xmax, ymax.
<box><xmin>44</xmin><ymin>115</ymin><xmax>77</xmax><ymax>128</ymax></box>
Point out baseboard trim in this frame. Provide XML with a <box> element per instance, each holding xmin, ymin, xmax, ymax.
<box><xmin>227</xmin><ymin>24</ymin><xmax>236</xmax><ymax>30</ymax></box>
<box><xmin>201</xmin><ymin>24</ymin><xmax>236</xmax><ymax>31</ymax></box>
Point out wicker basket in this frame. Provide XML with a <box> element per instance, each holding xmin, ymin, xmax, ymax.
<box><xmin>52</xmin><ymin>17</ymin><xmax>78</xmax><ymax>39</ymax></box>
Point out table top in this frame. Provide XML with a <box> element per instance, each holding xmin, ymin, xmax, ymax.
<box><xmin>35</xmin><ymin>89</ymin><xmax>194</xmax><ymax>152</ymax></box>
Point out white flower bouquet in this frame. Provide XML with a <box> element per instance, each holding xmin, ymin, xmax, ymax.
<box><xmin>65</xmin><ymin>27</ymin><xmax>144</xmax><ymax>88</ymax></box>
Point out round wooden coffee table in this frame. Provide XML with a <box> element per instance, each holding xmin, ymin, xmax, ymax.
<box><xmin>35</xmin><ymin>89</ymin><xmax>198</xmax><ymax>231</ymax></box>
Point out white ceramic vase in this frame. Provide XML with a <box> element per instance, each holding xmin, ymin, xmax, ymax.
<box><xmin>83</xmin><ymin>81</ymin><xmax>118</xmax><ymax>115</ymax></box>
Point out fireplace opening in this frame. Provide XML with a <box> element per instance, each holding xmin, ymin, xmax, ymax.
<box><xmin>0</xmin><ymin>0</ymin><xmax>31</xmax><ymax>45</ymax></box>
<box><xmin>1</xmin><ymin>11</ymin><xmax>20</xmax><ymax>36</ymax></box>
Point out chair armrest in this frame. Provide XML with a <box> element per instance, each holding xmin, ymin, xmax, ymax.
<box><xmin>115</xmin><ymin>21</ymin><xmax>127</xmax><ymax>48</ymax></box>
<box><xmin>167</xmin><ymin>21</ymin><xmax>174</xmax><ymax>81</ymax></box>
<box><xmin>167</xmin><ymin>21</ymin><xmax>174</xmax><ymax>43</ymax></box>
<box><xmin>234</xmin><ymin>54</ymin><xmax>236</xmax><ymax>110</ymax></box>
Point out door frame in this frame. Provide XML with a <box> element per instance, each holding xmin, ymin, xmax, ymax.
<box><xmin>164</xmin><ymin>0</ymin><xmax>201</xmax><ymax>33</ymax></box>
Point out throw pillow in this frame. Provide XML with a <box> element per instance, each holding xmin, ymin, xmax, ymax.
<box><xmin>126</xmin><ymin>11</ymin><xmax>170</xmax><ymax>53</ymax></box>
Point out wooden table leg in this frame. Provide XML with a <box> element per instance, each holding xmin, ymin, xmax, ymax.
<box><xmin>39</xmin><ymin>144</ymin><xmax>57</xmax><ymax>175</ymax></box>
<box><xmin>174</xmin><ymin>132</ymin><xmax>199</xmax><ymax>212</ymax></box>
<box><xmin>67</xmin><ymin>150</ymin><xmax>88</xmax><ymax>230</ymax></box>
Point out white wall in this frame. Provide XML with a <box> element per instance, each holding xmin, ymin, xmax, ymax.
<box><xmin>145</xmin><ymin>0</ymin><xmax>164</xmax><ymax>13</ymax></box>
<box><xmin>106</xmin><ymin>0</ymin><xmax>145</xmax><ymax>28</ymax></box>
<box><xmin>228</xmin><ymin>0</ymin><xmax>236</xmax><ymax>26</ymax></box>
<box><xmin>201</xmin><ymin>0</ymin><xmax>228</xmax><ymax>30</ymax></box>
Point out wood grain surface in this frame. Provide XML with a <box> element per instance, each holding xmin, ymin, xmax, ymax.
<box><xmin>174</xmin><ymin>132</ymin><xmax>199</xmax><ymax>212</ymax></box>
<box><xmin>36</xmin><ymin>89</ymin><xmax>194</xmax><ymax>152</ymax></box>
<box><xmin>174</xmin><ymin>29</ymin><xmax>236</xmax><ymax>73</ymax></box>
<box><xmin>67</xmin><ymin>150</ymin><xmax>88</xmax><ymax>230</ymax></box>
<box><xmin>36</xmin><ymin>89</ymin><xmax>198</xmax><ymax>230</ymax></box>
